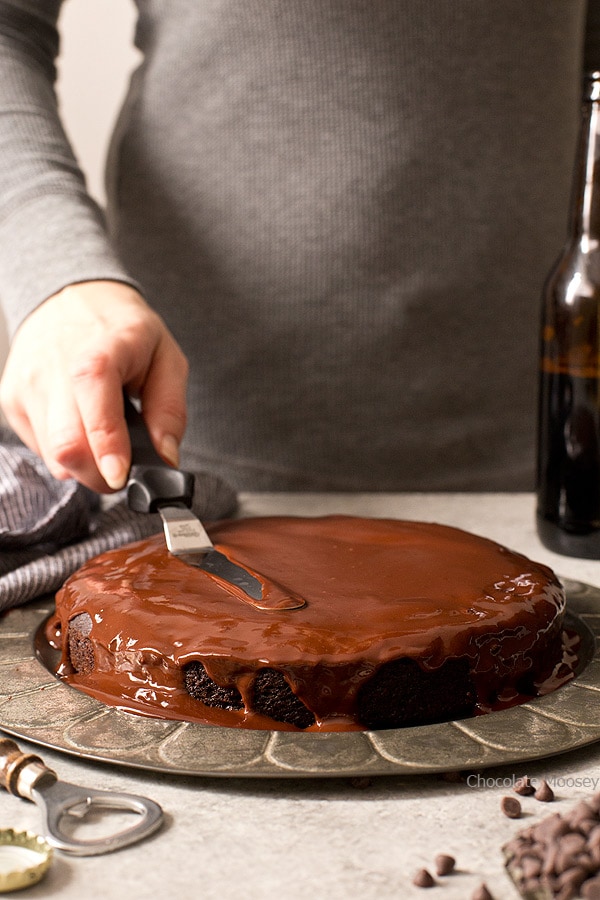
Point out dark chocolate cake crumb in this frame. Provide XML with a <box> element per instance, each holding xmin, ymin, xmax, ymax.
<box><xmin>441</xmin><ymin>770</ymin><xmax>469</xmax><ymax>784</ymax></box>
<box><xmin>183</xmin><ymin>661</ymin><xmax>244</xmax><ymax>711</ymax></box>
<box><xmin>412</xmin><ymin>868</ymin><xmax>435</xmax><ymax>888</ymax></box>
<box><xmin>434</xmin><ymin>853</ymin><xmax>456</xmax><ymax>876</ymax></box>
<box><xmin>535</xmin><ymin>780</ymin><xmax>556</xmax><ymax>803</ymax></box>
<box><xmin>67</xmin><ymin>613</ymin><xmax>95</xmax><ymax>675</ymax></box>
<box><xmin>501</xmin><ymin>796</ymin><xmax>523</xmax><ymax>819</ymax></box>
<box><xmin>251</xmin><ymin>669</ymin><xmax>316</xmax><ymax>729</ymax></box>
<box><xmin>356</xmin><ymin>656</ymin><xmax>476</xmax><ymax>730</ymax></box>
<box><xmin>348</xmin><ymin>776</ymin><xmax>373</xmax><ymax>790</ymax></box>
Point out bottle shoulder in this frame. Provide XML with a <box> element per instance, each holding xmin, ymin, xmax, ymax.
<box><xmin>544</xmin><ymin>241</ymin><xmax>600</xmax><ymax>300</ymax></box>
<box><xmin>549</xmin><ymin>237</ymin><xmax>600</xmax><ymax>267</ymax></box>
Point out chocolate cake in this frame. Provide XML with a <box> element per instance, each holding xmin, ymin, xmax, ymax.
<box><xmin>47</xmin><ymin>516</ymin><xmax>569</xmax><ymax>732</ymax></box>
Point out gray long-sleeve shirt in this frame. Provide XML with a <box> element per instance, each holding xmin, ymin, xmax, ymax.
<box><xmin>0</xmin><ymin>0</ymin><xmax>597</xmax><ymax>491</ymax></box>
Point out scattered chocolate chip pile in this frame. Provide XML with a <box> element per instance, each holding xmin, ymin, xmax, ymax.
<box><xmin>504</xmin><ymin>793</ymin><xmax>600</xmax><ymax>899</ymax></box>
<box><xmin>412</xmin><ymin>857</ymin><xmax>455</xmax><ymax>890</ymax></box>
<box><xmin>500</xmin><ymin>780</ymin><xmax>555</xmax><ymax>821</ymax></box>
<box><xmin>412</xmin><ymin>853</ymin><xmax>493</xmax><ymax>898</ymax></box>
<box><xmin>411</xmin><ymin>774</ymin><xmax>600</xmax><ymax>898</ymax></box>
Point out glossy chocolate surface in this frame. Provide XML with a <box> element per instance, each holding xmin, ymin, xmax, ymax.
<box><xmin>49</xmin><ymin>516</ymin><xmax>567</xmax><ymax>731</ymax></box>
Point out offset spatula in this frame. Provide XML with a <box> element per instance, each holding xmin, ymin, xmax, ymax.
<box><xmin>123</xmin><ymin>396</ymin><xmax>304</xmax><ymax>610</ymax></box>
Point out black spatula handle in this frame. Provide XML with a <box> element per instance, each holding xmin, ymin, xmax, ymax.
<box><xmin>124</xmin><ymin>394</ymin><xmax>194</xmax><ymax>513</ymax></box>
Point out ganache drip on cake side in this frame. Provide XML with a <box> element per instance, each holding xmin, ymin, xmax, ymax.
<box><xmin>47</xmin><ymin>516</ymin><xmax>571</xmax><ymax>732</ymax></box>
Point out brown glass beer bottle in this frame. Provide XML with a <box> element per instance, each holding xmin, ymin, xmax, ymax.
<box><xmin>537</xmin><ymin>71</ymin><xmax>600</xmax><ymax>557</ymax></box>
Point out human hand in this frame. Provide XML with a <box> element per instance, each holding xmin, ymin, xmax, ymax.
<box><xmin>0</xmin><ymin>280</ymin><xmax>189</xmax><ymax>492</ymax></box>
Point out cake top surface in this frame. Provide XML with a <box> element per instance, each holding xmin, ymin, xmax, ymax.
<box><xmin>55</xmin><ymin>515</ymin><xmax>564</xmax><ymax>668</ymax></box>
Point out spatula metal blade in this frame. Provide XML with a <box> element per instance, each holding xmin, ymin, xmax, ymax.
<box><xmin>158</xmin><ymin>505</ymin><xmax>213</xmax><ymax>556</ymax></box>
<box><xmin>158</xmin><ymin>506</ymin><xmax>264</xmax><ymax>602</ymax></box>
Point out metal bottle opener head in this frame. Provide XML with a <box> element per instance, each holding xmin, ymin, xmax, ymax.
<box><xmin>0</xmin><ymin>737</ymin><xmax>163</xmax><ymax>855</ymax></box>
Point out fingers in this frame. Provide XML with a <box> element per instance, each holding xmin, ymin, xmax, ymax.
<box><xmin>69</xmin><ymin>331</ymin><xmax>189</xmax><ymax>488</ymax></box>
<box><xmin>2</xmin><ymin>340</ymin><xmax>129</xmax><ymax>493</ymax></box>
<box><xmin>68</xmin><ymin>352</ymin><xmax>130</xmax><ymax>490</ymax></box>
<box><xmin>0</xmin><ymin>281</ymin><xmax>189</xmax><ymax>492</ymax></box>
<box><xmin>37</xmin><ymin>369</ymin><xmax>86</xmax><ymax>480</ymax></box>
<box><xmin>137</xmin><ymin>333</ymin><xmax>189</xmax><ymax>469</ymax></box>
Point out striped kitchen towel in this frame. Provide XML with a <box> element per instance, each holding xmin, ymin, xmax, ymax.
<box><xmin>0</xmin><ymin>428</ymin><xmax>237</xmax><ymax>610</ymax></box>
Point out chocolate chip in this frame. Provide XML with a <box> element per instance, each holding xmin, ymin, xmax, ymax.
<box><xmin>534</xmin><ymin>812</ymin><xmax>570</xmax><ymax>841</ymax></box>
<box><xmin>577</xmin><ymin>818</ymin><xmax>598</xmax><ymax>837</ymax></box>
<box><xmin>555</xmin><ymin>883</ymin><xmax>581</xmax><ymax>900</ymax></box>
<box><xmin>434</xmin><ymin>853</ymin><xmax>455</xmax><ymax>876</ymax></box>
<box><xmin>542</xmin><ymin>840</ymin><xmax>560</xmax><ymax>875</ymax></box>
<box><xmin>588</xmin><ymin>825</ymin><xmax>600</xmax><ymax>851</ymax></box>
<box><xmin>556</xmin><ymin>863</ymin><xmax>589</xmax><ymax>890</ymax></box>
<box><xmin>471</xmin><ymin>883</ymin><xmax>494</xmax><ymax>900</ymax></box>
<box><xmin>412</xmin><ymin>868</ymin><xmax>435</xmax><ymax>888</ymax></box>
<box><xmin>519</xmin><ymin>855</ymin><xmax>541</xmax><ymax>879</ymax></box>
<box><xmin>514</xmin><ymin>776</ymin><xmax>535</xmax><ymax>796</ymax></box>
<box><xmin>501</xmin><ymin>795</ymin><xmax>522</xmax><ymax>819</ymax></box>
<box><xmin>569</xmin><ymin>800</ymin><xmax>597</xmax><ymax>826</ymax></box>
<box><xmin>559</xmin><ymin>832</ymin><xmax>587</xmax><ymax>854</ymax></box>
<box><xmin>535</xmin><ymin>779</ymin><xmax>555</xmax><ymax>802</ymax></box>
<box><xmin>582</xmin><ymin>876</ymin><xmax>600</xmax><ymax>898</ymax></box>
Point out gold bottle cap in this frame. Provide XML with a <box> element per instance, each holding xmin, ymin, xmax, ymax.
<box><xmin>0</xmin><ymin>830</ymin><xmax>52</xmax><ymax>893</ymax></box>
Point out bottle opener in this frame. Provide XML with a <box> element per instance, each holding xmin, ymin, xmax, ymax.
<box><xmin>0</xmin><ymin>737</ymin><xmax>163</xmax><ymax>855</ymax></box>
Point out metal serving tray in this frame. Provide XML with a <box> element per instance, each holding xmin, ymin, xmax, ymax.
<box><xmin>0</xmin><ymin>578</ymin><xmax>598</xmax><ymax>779</ymax></box>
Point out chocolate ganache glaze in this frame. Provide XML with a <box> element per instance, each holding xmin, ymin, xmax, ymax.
<box><xmin>48</xmin><ymin>516</ymin><xmax>569</xmax><ymax>731</ymax></box>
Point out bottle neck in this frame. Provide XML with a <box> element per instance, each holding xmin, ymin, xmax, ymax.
<box><xmin>571</xmin><ymin>72</ymin><xmax>600</xmax><ymax>246</ymax></box>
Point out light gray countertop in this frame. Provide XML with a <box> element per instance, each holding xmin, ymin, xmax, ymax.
<box><xmin>3</xmin><ymin>492</ymin><xmax>600</xmax><ymax>900</ymax></box>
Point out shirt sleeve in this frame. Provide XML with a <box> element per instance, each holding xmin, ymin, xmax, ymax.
<box><xmin>0</xmin><ymin>0</ymin><xmax>141</xmax><ymax>338</ymax></box>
